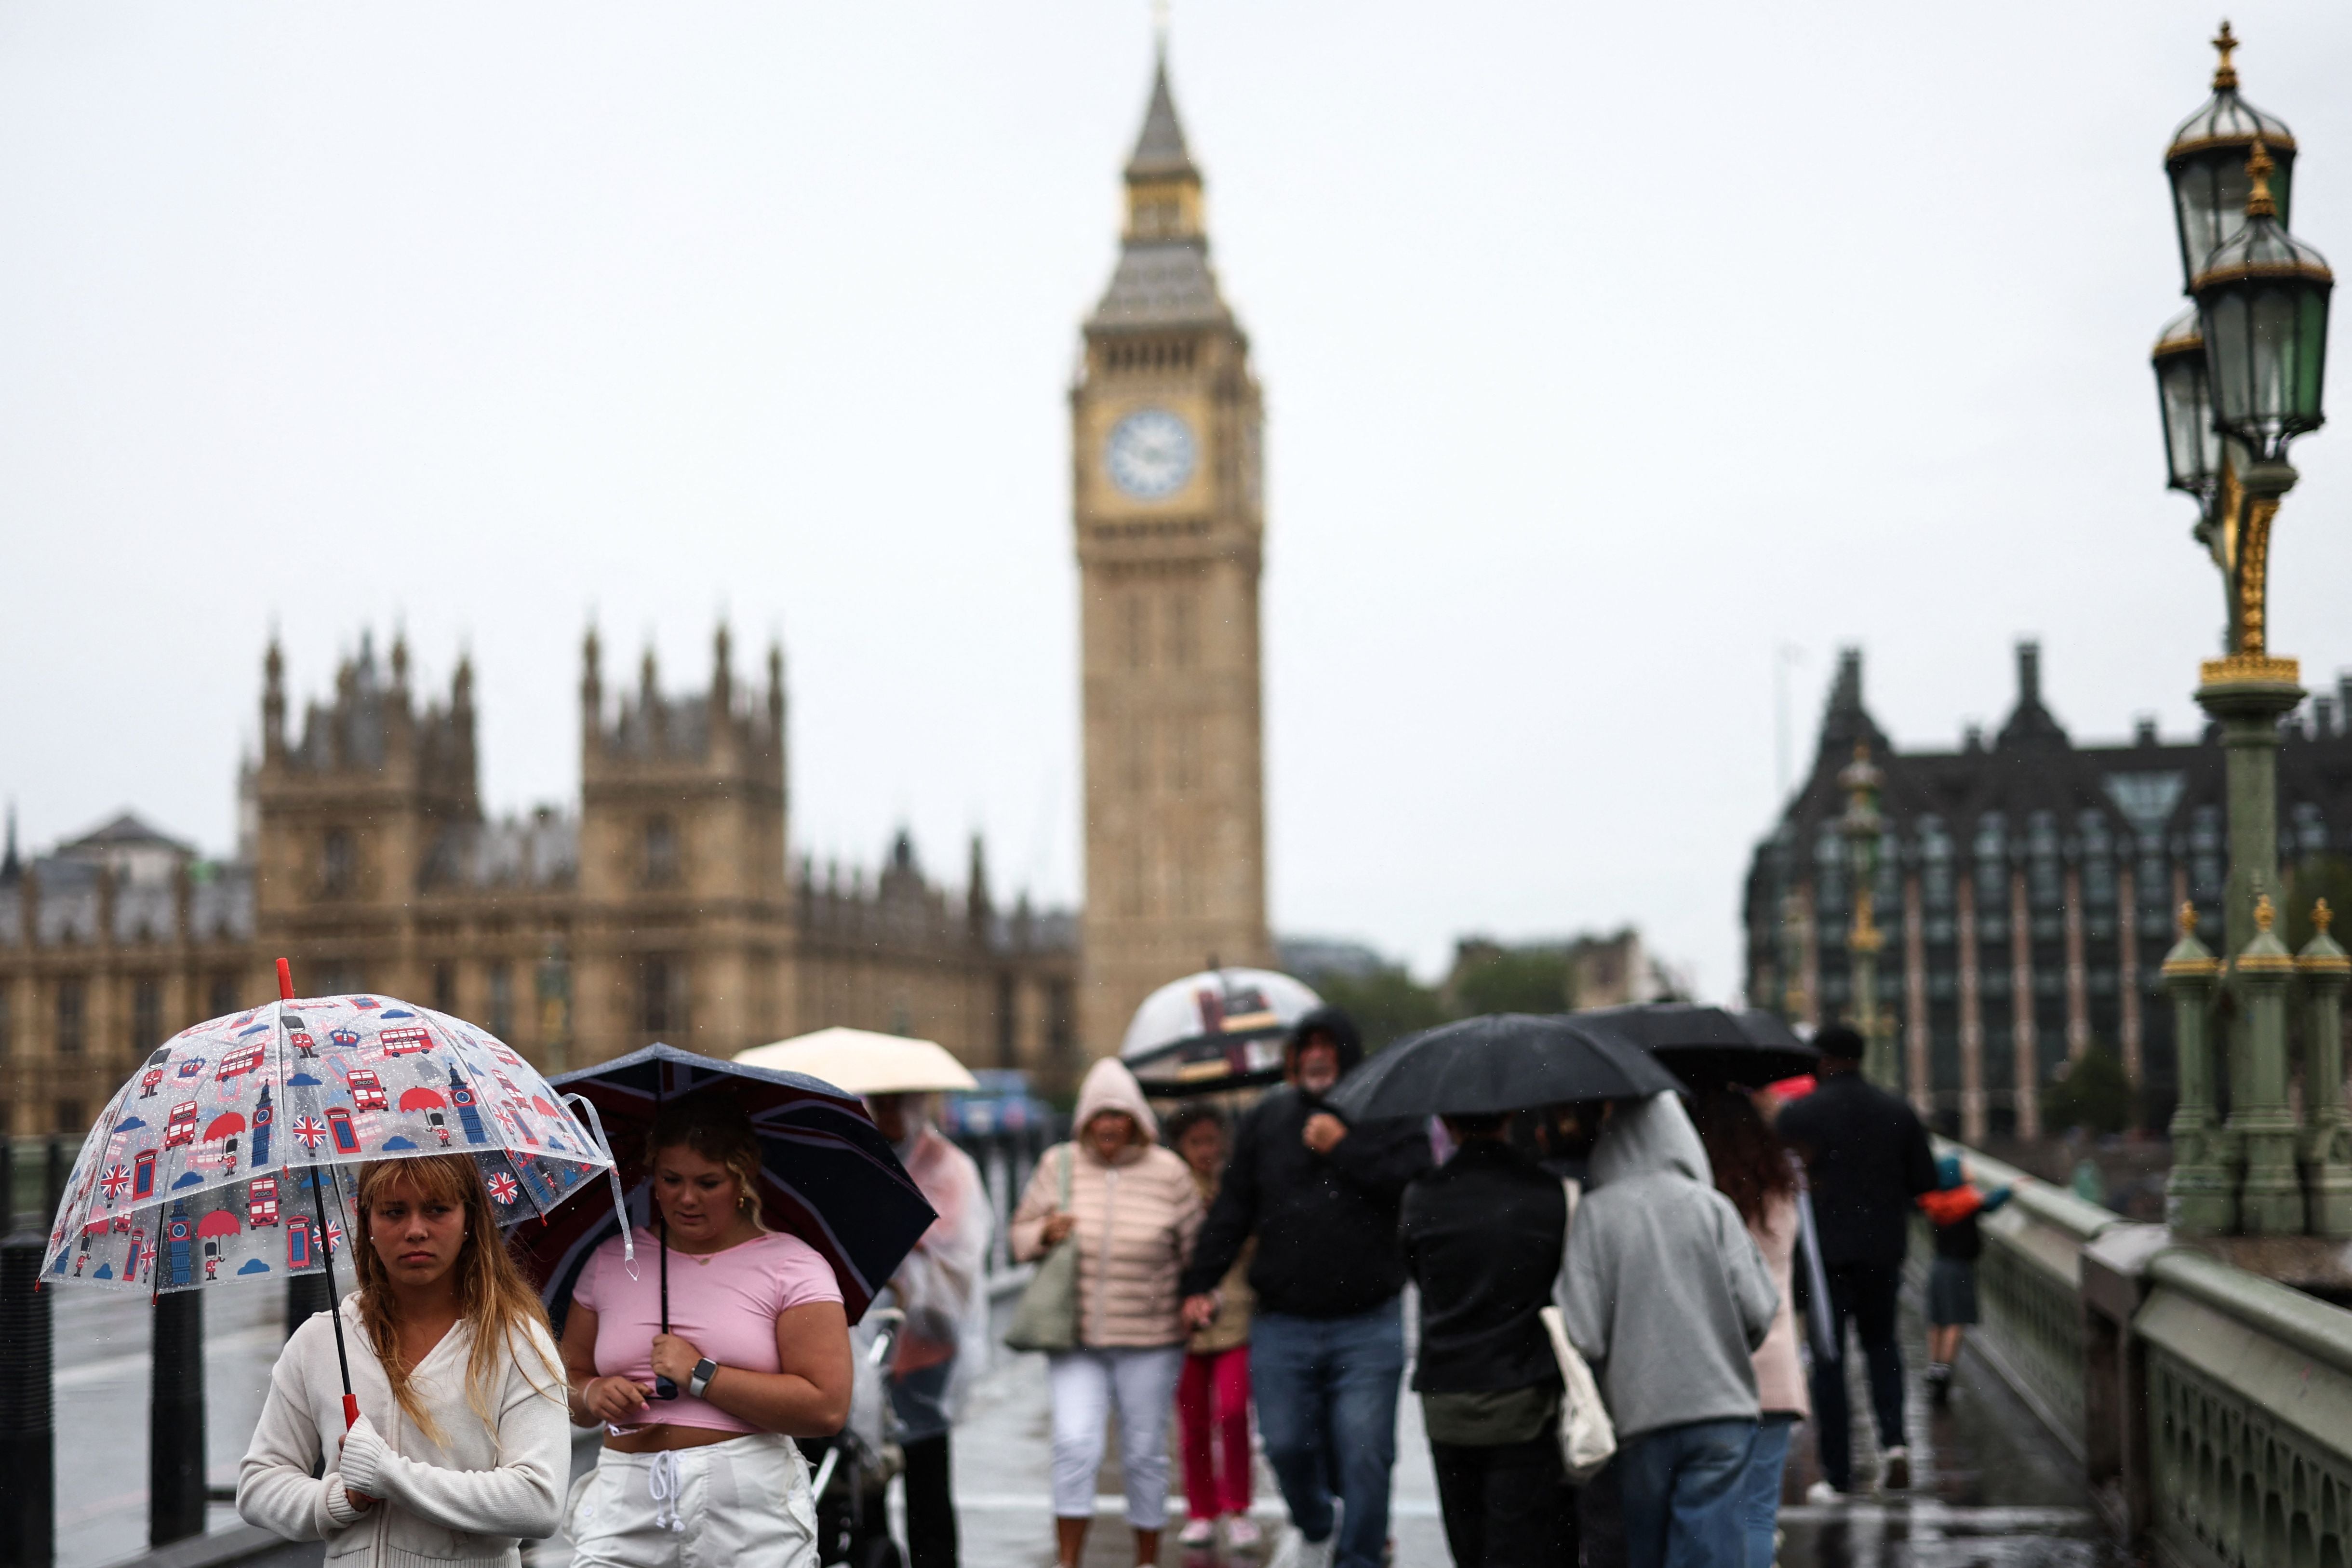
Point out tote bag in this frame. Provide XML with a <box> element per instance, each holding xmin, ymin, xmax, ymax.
<box><xmin>1003</xmin><ymin>1147</ymin><xmax>1080</xmax><ymax>1354</ymax></box>
<box><xmin>1544</xmin><ymin>1177</ymin><xmax>1617</xmax><ymax>1483</ymax></box>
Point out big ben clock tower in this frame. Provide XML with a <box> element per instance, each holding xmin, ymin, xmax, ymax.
<box><xmin>1074</xmin><ymin>50</ymin><xmax>1272</xmax><ymax>1056</ymax></box>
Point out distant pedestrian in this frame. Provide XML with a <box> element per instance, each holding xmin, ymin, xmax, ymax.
<box><xmin>1164</xmin><ymin>1102</ymin><xmax>1260</xmax><ymax>1553</ymax></box>
<box><xmin>1564</xmin><ymin>1094</ymin><xmax>1777</xmax><ymax>1568</ymax></box>
<box><xmin>1401</xmin><ymin>1112</ymin><xmax>1575</xmax><ymax>1568</ymax></box>
<box><xmin>1010</xmin><ymin>1058</ymin><xmax>1203</xmax><ymax>1568</ymax></box>
<box><xmin>1181</xmin><ymin>1006</ymin><xmax>1433</xmax><ymax>1568</ymax></box>
<box><xmin>869</xmin><ymin>1091</ymin><xmax>995</xmax><ymax>1568</ymax></box>
<box><xmin>1694</xmin><ymin>1089</ymin><xmax>1809</xmax><ymax>1568</ymax></box>
<box><xmin>1772</xmin><ymin>1026</ymin><xmax>1937</xmax><ymax>1498</ymax></box>
<box><xmin>239</xmin><ymin>1155</ymin><xmax>571</xmax><ymax>1568</ymax></box>
<box><xmin>1916</xmin><ymin>1155</ymin><xmax>2014</xmax><ymax>1404</ymax></box>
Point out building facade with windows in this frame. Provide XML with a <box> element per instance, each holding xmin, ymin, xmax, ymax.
<box><xmin>1745</xmin><ymin>643</ymin><xmax>2352</xmax><ymax>1142</ymax></box>
<box><xmin>0</xmin><ymin>630</ymin><xmax>1079</xmax><ymax>1136</ymax></box>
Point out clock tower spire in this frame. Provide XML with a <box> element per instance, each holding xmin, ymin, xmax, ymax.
<box><xmin>1072</xmin><ymin>47</ymin><xmax>1271</xmax><ymax>1058</ymax></box>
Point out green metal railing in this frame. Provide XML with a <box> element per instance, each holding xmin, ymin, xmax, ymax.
<box><xmin>1933</xmin><ymin>1139</ymin><xmax>2352</xmax><ymax>1568</ymax></box>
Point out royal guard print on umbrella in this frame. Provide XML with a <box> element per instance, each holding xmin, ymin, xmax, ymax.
<box><xmin>41</xmin><ymin>957</ymin><xmax>618</xmax><ymax>1298</ymax></box>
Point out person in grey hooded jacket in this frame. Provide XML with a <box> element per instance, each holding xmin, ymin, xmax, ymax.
<box><xmin>1565</xmin><ymin>1094</ymin><xmax>1777</xmax><ymax>1568</ymax></box>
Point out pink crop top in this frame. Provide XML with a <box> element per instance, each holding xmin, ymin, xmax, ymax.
<box><xmin>573</xmin><ymin>1227</ymin><xmax>843</xmax><ymax>1434</ymax></box>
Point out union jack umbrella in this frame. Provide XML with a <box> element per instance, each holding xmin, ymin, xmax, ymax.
<box><xmin>41</xmin><ymin>959</ymin><xmax>617</xmax><ymax>1299</ymax></box>
<box><xmin>517</xmin><ymin>1042</ymin><xmax>935</xmax><ymax>1328</ymax></box>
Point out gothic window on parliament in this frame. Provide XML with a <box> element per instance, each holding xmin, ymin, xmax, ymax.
<box><xmin>54</xmin><ymin>980</ymin><xmax>84</xmax><ymax>1055</ymax></box>
<box><xmin>209</xmin><ymin>972</ymin><xmax>240</xmax><ymax>1018</ymax></box>
<box><xmin>487</xmin><ymin>963</ymin><xmax>514</xmax><ymax>1042</ymax></box>
<box><xmin>1123</xmin><ymin>594</ymin><xmax>1149</xmax><ymax>670</ymax></box>
<box><xmin>433</xmin><ymin>962</ymin><xmax>457</xmax><ymax>1016</ymax></box>
<box><xmin>132</xmin><ymin>975</ymin><xmax>162</xmax><ymax>1054</ymax></box>
<box><xmin>1167</xmin><ymin>593</ymin><xmax>1196</xmax><ymax>669</ymax></box>
<box><xmin>644</xmin><ymin>816</ymin><xmax>680</xmax><ymax>888</ymax></box>
<box><xmin>0</xmin><ymin>991</ymin><xmax>10</xmax><ymax>1058</ymax></box>
<box><xmin>641</xmin><ymin>954</ymin><xmax>689</xmax><ymax>1040</ymax></box>
<box><xmin>322</xmin><ymin>827</ymin><xmax>355</xmax><ymax>896</ymax></box>
<box><xmin>54</xmin><ymin>1099</ymin><xmax>82</xmax><ymax>1136</ymax></box>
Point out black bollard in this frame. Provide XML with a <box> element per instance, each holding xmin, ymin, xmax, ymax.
<box><xmin>150</xmin><ymin>1290</ymin><xmax>207</xmax><ymax>1547</ymax></box>
<box><xmin>285</xmin><ymin>1272</ymin><xmax>333</xmax><ymax>1341</ymax></box>
<box><xmin>0</xmin><ymin>1232</ymin><xmax>53</xmax><ymax>1568</ymax></box>
<box><xmin>40</xmin><ymin>1141</ymin><xmax>65</xmax><ymax>1225</ymax></box>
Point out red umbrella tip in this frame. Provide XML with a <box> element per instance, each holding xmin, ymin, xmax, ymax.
<box><xmin>276</xmin><ymin>958</ymin><xmax>295</xmax><ymax>1001</ymax></box>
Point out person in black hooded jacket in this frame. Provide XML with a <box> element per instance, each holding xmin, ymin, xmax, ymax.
<box><xmin>1179</xmin><ymin>1006</ymin><xmax>1431</xmax><ymax>1568</ymax></box>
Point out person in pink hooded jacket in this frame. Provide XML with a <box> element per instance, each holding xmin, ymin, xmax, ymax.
<box><xmin>1011</xmin><ymin>1058</ymin><xmax>1203</xmax><ymax>1568</ymax></box>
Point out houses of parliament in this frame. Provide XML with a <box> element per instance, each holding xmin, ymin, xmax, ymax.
<box><xmin>0</xmin><ymin>53</ymin><xmax>1270</xmax><ymax>1134</ymax></box>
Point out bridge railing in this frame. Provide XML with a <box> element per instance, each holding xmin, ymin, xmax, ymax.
<box><xmin>1938</xmin><ymin>1139</ymin><xmax>2352</xmax><ymax>1568</ymax></box>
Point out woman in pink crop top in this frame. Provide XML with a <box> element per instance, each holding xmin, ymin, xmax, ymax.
<box><xmin>558</xmin><ymin>1094</ymin><xmax>851</xmax><ymax>1568</ymax></box>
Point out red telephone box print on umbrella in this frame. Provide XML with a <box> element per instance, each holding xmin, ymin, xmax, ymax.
<box><xmin>42</xmin><ymin>993</ymin><xmax>615</xmax><ymax>1292</ymax></box>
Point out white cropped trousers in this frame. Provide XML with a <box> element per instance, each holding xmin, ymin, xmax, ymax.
<box><xmin>563</xmin><ymin>1432</ymin><xmax>817</xmax><ymax>1568</ymax></box>
<box><xmin>1046</xmin><ymin>1344</ymin><xmax>1187</xmax><ymax>1529</ymax></box>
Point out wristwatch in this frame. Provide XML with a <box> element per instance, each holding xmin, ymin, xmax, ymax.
<box><xmin>687</xmin><ymin>1358</ymin><xmax>720</xmax><ymax>1399</ymax></box>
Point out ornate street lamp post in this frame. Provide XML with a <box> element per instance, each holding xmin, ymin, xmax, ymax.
<box><xmin>2152</xmin><ymin>25</ymin><xmax>2342</xmax><ymax>1237</ymax></box>
<box><xmin>1840</xmin><ymin>744</ymin><xmax>1897</xmax><ymax>1088</ymax></box>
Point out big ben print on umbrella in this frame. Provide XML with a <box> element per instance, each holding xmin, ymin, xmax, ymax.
<box><xmin>41</xmin><ymin>958</ymin><xmax>618</xmax><ymax>1294</ymax></box>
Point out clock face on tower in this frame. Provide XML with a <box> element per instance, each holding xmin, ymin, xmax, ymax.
<box><xmin>1105</xmin><ymin>408</ymin><xmax>1198</xmax><ymax>500</ymax></box>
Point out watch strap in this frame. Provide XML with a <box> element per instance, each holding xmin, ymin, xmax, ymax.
<box><xmin>688</xmin><ymin>1358</ymin><xmax>719</xmax><ymax>1399</ymax></box>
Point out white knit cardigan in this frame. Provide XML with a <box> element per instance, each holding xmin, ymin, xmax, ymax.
<box><xmin>239</xmin><ymin>1297</ymin><xmax>569</xmax><ymax>1568</ymax></box>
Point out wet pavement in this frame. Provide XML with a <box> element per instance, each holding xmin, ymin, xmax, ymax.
<box><xmin>50</xmin><ymin>1275</ymin><xmax>2110</xmax><ymax>1568</ymax></box>
<box><xmin>53</xmin><ymin>1281</ymin><xmax>286</xmax><ymax>1568</ymax></box>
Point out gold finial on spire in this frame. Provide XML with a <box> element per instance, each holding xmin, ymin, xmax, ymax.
<box><xmin>2317</xmin><ymin>898</ymin><xmax>2336</xmax><ymax>935</ymax></box>
<box><xmin>2180</xmin><ymin>901</ymin><xmax>2200</xmax><ymax>937</ymax></box>
<box><xmin>2212</xmin><ymin>20</ymin><xmax>2240</xmax><ymax>90</ymax></box>
<box><xmin>2256</xmin><ymin>891</ymin><xmax>2277</xmax><ymax>932</ymax></box>
<box><xmin>2245</xmin><ymin>139</ymin><xmax>2278</xmax><ymax>219</ymax></box>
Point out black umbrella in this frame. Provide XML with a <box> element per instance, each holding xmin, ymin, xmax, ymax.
<box><xmin>1325</xmin><ymin>1013</ymin><xmax>1682</xmax><ymax>1121</ymax></box>
<box><xmin>1576</xmin><ymin>1003</ymin><xmax>1818</xmax><ymax>1090</ymax></box>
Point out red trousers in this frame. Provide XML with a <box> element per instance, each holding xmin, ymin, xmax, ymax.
<box><xmin>1177</xmin><ymin>1345</ymin><xmax>1254</xmax><ymax>1520</ymax></box>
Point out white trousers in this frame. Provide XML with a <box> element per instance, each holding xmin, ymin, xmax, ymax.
<box><xmin>1047</xmin><ymin>1345</ymin><xmax>1187</xmax><ymax>1528</ymax></box>
<box><xmin>564</xmin><ymin>1434</ymin><xmax>818</xmax><ymax>1568</ymax></box>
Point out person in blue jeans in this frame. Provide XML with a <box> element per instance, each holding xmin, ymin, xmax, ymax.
<box><xmin>1180</xmin><ymin>1007</ymin><xmax>1431</xmax><ymax>1568</ymax></box>
<box><xmin>1565</xmin><ymin>1094</ymin><xmax>1777</xmax><ymax>1568</ymax></box>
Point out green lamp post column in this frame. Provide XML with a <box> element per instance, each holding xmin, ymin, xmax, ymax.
<box><xmin>2163</xmin><ymin>903</ymin><xmax>2232</xmax><ymax>1235</ymax></box>
<box><xmin>2231</xmin><ymin>895</ymin><xmax>2306</xmax><ymax>1232</ymax></box>
<box><xmin>1840</xmin><ymin>744</ymin><xmax>1896</xmax><ymax>1089</ymax></box>
<box><xmin>2298</xmin><ymin>899</ymin><xmax>2352</xmax><ymax>1236</ymax></box>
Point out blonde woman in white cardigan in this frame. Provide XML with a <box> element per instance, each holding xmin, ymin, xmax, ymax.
<box><xmin>240</xmin><ymin>1155</ymin><xmax>571</xmax><ymax>1568</ymax></box>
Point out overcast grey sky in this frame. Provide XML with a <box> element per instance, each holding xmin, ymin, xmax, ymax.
<box><xmin>4</xmin><ymin>3</ymin><xmax>2350</xmax><ymax>1002</ymax></box>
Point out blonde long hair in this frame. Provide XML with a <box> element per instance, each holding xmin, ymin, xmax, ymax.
<box><xmin>352</xmin><ymin>1155</ymin><xmax>561</xmax><ymax>1444</ymax></box>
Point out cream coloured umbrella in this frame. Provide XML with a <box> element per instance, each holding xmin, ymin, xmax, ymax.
<box><xmin>735</xmin><ymin>1027</ymin><xmax>980</xmax><ymax>1096</ymax></box>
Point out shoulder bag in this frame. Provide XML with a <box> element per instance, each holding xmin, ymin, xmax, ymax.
<box><xmin>1003</xmin><ymin>1146</ymin><xmax>1080</xmax><ymax>1354</ymax></box>
<box><xmin>1540</xmin><ymin>1175</ymin><xmax>1617</xmax><ymax>1483</ymax></box>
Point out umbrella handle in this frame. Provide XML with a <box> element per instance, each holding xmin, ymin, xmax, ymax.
<box><xmin>307</xmin><ymin>1164</ymin><xmax>359</xmax><ymax>1426</ymax></box>
<box><xmin>653</xmin><ymin>1212</ymin><xmax>678</xmax><ymax>1400</ymax></box>
<box><xmin>561</xmin><ymin>1093</ymin><xmax>636</xmax><ymax>1274</ymax></box>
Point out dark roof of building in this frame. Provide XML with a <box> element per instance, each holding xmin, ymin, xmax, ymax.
<box><xmin>59</xmin><ymin>812</ymin><xmax>195</xmax><ymax>857</ymax></box>
<box><xmin>1127</xmin><ymin>55</ymin><xmax>1199</xmax><ymax>181</ymax></box>
<box><xmin>1752</xmin><ymin>642</ymin><xmax>2352</xmax><ymax>894</ymax></box>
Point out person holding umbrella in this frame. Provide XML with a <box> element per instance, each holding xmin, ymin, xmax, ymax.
<box><xmin>559</xmin><ymin>1093</ymin><xmax>852</xmax><ymax>1568</ymax></box>
<box><xmin>736</xmin><ymin>1027</ymin><xmax>990</xmax><ymax>1568</ymax></box>
<box><xmin>1564</xmin><ymin>1094</ymin><xmax>1777</xmax><ymax>1568</ymax></box>
<box><xmin>238</xmin><ymin>1154</ymin><xmax>573</xmax><ymax>1566</ymax></box>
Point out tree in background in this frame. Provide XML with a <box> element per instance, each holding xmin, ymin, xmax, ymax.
<box><xmin>1449</xmin><ymin>942</ymin><xmax>1577</xmax><ymax>1017</ymax></box>
<box><xmin>1311</xmin><ymin>965</ymin><xmax>1452</xmax><ymax>1056</ymax></box>
<box><xmin>2042</xmin><ymin>1043</ymin><xmax>2134</xmax><ymax>1137</ymax></box>
<box><xmin>2287</xmin><ymin>856</ymin><xmax>2352</xmax><ymax>951</ymax></box>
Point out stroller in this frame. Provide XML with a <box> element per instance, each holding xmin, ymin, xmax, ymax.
<box><xmin>804</xmin><ymin>1305</ymin><xmax>906</xmax><ymax>1568</ymax></box>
